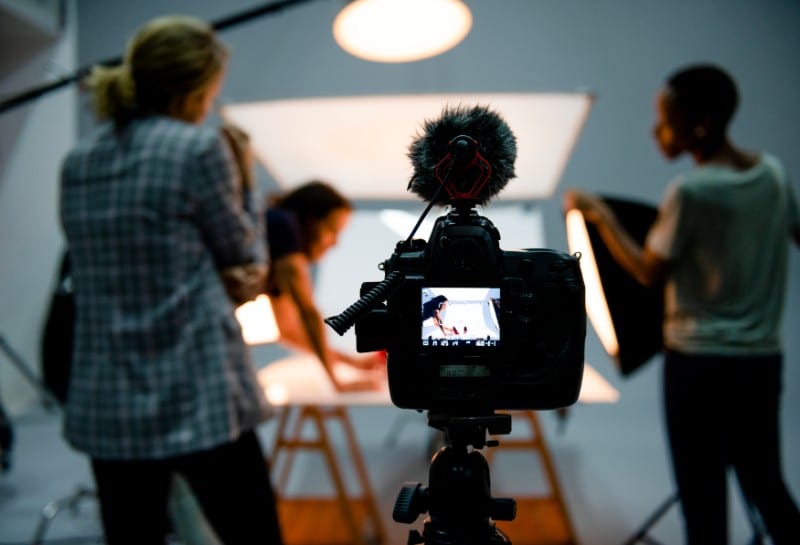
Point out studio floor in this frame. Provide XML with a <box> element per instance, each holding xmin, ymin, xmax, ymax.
<box><xmin>1</xmin><ymin>353</ymin><xmax>798</xmax><ymax>545</ymax></box>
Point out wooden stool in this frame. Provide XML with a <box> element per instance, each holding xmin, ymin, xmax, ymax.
<box><xmin>269</xmin><ymin>404</ymin><xmax>386</xmax><ymax>545</ymax></box>
<box><xmin>487</xmin><ymin>411</ymin><xmax>578</xmax><ymax>545</ymax></box>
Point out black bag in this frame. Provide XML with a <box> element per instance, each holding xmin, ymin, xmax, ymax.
<box><xmin>40</xmin><ymin>252</ymin><xmax>74</xmax><ymax>405</ymax></box>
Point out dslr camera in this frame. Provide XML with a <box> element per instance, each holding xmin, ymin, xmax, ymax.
<box><xmin>326</xmin><ymin>106</ymin><xmax>586</xmax><ymax>414</ymax></box>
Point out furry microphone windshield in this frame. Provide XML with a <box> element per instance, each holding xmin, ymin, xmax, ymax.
<box><xmin>407</xmin><ymin>104</ymin><xmax>517</xmax><ymax>206</ymax></box>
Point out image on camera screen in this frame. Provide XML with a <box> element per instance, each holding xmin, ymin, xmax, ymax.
<box><xmin>420</xmin><ymin>287</ymin><xmax>501</xmax><ymax>348</ymax></box>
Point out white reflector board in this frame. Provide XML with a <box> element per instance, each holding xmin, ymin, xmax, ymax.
<box><xmin>222</xmin><ymin>93</ymin><xmax>592</xmax><ymax>200</ymax></box>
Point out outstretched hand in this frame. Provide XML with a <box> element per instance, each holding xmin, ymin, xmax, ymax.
<box><xmin>338</xmin><ymin>351</ymin><xmax>387</xmax><ymax>372</ymax></box>
<box><xmin>330</xmin><ymin>352</ymin><xmax>387</xmax><ymax>392</ymax></box>
<box><xmin>333</xmin><ymin>377</ymin><xmax>384</xmax><ymax>393</ymax></box>
<box><xmin>563</xmin><ymin>189</ymin><xmax>606</xmax><ymax>224</ymax></box>
<box><xmin>220</xmin><ymin>263</ymin><xmax>267</xmax><ymax>305</ymax></box>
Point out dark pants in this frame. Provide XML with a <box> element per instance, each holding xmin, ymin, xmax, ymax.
<box><xmin>91</xmin><ymin>430</ymin><xmax>283</xmax><ymax>545</ymax></box>
<box><xmin>664</xmin><ymin>350</ymin><xmax>800</xmax><ymax>545</ymax></box>
<box><xmin>0</xmin><ymin>398</ymin><xmax>12</xmax><ymax>471</ymax></box>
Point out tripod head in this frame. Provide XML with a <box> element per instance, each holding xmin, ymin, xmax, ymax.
<box><xmin>393</xmin><ymin>412</ymin><xmax>516</xmax><ymax>545</ymax></box>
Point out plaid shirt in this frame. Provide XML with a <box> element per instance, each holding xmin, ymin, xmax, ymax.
<box><xmin>59</xmin><ymin>116</ymin><xmax>271</xmax><ymax>460</ymax></box>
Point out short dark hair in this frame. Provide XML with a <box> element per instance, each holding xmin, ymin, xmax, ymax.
<box><xmin>666</xmin><ymin>64</ymin><xmax>739</xmax><ymax>130</ymax></box>
<box><xmin>422</xmin><ymin>295</ymin><xmax>449</xmax><ymax>321</ymax></box>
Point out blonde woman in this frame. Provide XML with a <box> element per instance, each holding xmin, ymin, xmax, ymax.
<box><xmin>59</xmin><ymin>15</ymin><xmax>281</xmax><ymax>545</ymax></box>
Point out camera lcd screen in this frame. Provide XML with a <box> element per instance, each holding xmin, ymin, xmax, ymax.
<box><xmin>420</xmin><ymin>287</ymin><xmax>501</xmax><ymax>348</ymax></box>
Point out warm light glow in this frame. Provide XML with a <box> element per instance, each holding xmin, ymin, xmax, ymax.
<box><xmin>265</xmin><ymin>383</ymin><xmax>290</xmax><ymax>406</ymax></box>
<box><xmin>333</xmin><ymin>0</ymin><xmax>472</xmax><ymax>63</ymax></box>
<box><xmin>256</xmin><ymin>354</ymin><xmax>392</xmax><ymax>405</ymax></box>
<box><xmin>566</xmin><ymin>209</ymin><xmax>619</xmax><ymax>357</ymax></box>
<box><xmin>580</xmin><ymin>362</ymin><xmax>620</xmax><ymax>403</ymax></box>
<box><xmin>235</xmin><ymin>294</ymin><xmax>280</xmax><ymax>345</ymax></box>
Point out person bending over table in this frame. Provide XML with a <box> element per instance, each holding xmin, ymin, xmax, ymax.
<box><xmin>265</xmin><ymin>181</ymin><xmax>385</xmax><ymax>391</ymax></box>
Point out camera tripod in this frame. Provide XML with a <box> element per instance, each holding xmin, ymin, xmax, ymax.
<box><xmin>392</xmin><ymin>412</ymin><xmax>517</xmax><ymax>545</ymax></box>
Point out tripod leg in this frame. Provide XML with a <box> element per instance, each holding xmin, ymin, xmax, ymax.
<box><xmin>620</xmin><ymin>492</ymin><xmax>679</xmax><ymax>545</ymax></box>
<box><xmin>0</xmin><ymin>334</ymin><xmax>60</xmax><ymax>410</ymax></box>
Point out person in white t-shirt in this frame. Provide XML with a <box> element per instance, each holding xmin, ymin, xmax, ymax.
<box><xmin>565</xmin><ymin>64</ymin><xmax>800</xmax><ymax>545</ymax></box>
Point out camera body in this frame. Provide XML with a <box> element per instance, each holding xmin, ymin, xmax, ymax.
<box><xmin>355</xmin><ymin>205</ymin><xmax>586</xmax><ymax>413</ymax></box>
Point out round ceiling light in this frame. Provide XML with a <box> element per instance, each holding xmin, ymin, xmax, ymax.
<box><xmin>333</xmin><ymin>0</ymin><xmax>473</xmax><ymax>63</ymax></box>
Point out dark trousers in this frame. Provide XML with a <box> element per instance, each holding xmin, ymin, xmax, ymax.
<box><xmin>91</xmin><ymin>430</ymin><xmax>283</xmax><ymax>545</ymax></box>
<box><xmin>0</xmin><ymin>398</ymin><xmax>12</xmax><ymax>471</ymax></box>
<box><xmin>664</xmin><ymin>350</ymin><xmax>800</xmax><ymax>545</ymax></box>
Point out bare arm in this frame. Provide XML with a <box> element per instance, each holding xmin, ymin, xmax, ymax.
<box><xmin>432</xmin><ymin>310</ymin><xmax>454</xmax><ymax>336</ymax></box>
<box><xmin>269</xmin><ymin>253</ymin><xmax>337</xmax><ymax>380</ymax></box>
<box><xmin>269</xmin><ymin>253</ymin><xmax>384</xmax><ymax>389</ymax></box>
<box><xmin>564</xmin><ymin>189</ymin><xmax>669</xmax><ymax>287</ymax></box>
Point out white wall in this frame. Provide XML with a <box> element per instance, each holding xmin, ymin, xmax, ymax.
<box><xmin>0</xmin><ymin>0</ymin><xmax>75</xmax><ymax>412</ymax></box>
<box><xmin>1</xmin><ymin>2</ymin><xmax>798</xmax><ymax>541</ymax></box>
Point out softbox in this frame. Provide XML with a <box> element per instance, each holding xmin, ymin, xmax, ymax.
<box><xmin>566</xmin><ymin>196</ymin><xmax>664</xmax><ymax>376</ymax></box>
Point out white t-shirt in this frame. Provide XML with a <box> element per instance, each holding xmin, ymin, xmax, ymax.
<box><xmin>646</xmin><ymin>153</ymin><xmax>800</xmax><ymax>355</ymax></box>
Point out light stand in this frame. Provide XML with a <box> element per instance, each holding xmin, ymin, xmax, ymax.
<box><xmin>1</xmin><ymin>333</ymin><xmax>59</xmax><ymax>472</ymax></box>
<box><xmin>0</xmin><ymin>334</ymin><xmax>61</xmax><ymax>410</ymax></box>
<box><xmin>620</xmin><ymin>492</ymin><xmax>678</xmax><ymax>545</ymax></box>
<box><xmin>620</xmin><ymin>489</ymin><xmax>767</xmax><ymax>545</ymax></box>
<box><xmin>0</xmin><ymin>0</ymin><xmax>319</xmax><ymax>115</ymax></box>
<box><xmin>0</xmin><ymin>333</ymin><xmax>99</xmax><ymax>544</ymax></box>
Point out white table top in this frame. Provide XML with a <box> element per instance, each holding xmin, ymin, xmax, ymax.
<box><xmin>258</xmin><ymin>354</ymin><xmax>391</xmax><ymax>406</ymax></box>
<box><xmin>257</xmin><ymin>354</ymin><xmax>619</xmax><ymax>407</ymax></box>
